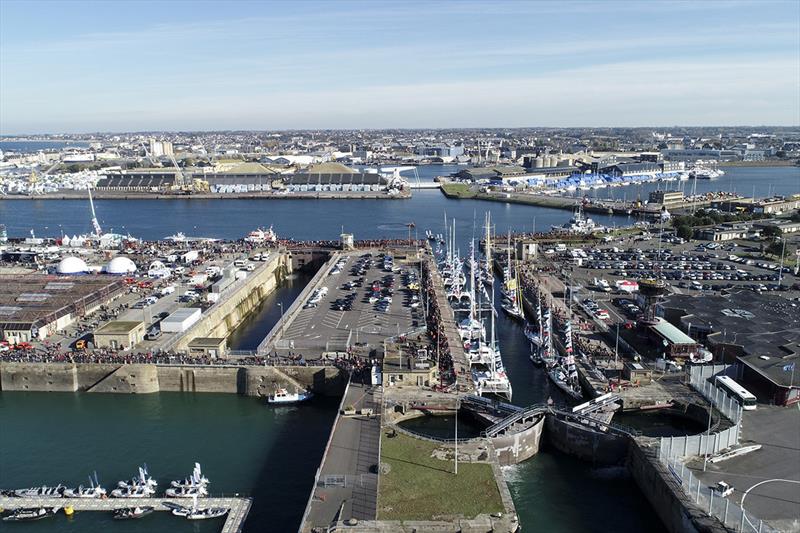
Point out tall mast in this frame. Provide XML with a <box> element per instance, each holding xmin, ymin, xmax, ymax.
<box><xmin>88</xmin><ymin>186</ymin><xmax>102</xmax><ymax>238</ymax></box>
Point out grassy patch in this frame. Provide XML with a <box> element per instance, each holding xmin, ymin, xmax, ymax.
<box><xmin>440</xmin><ymin>182</ymin><xmax>477</xmax><ymax>198</ymax></box>
<box><xmin>378</xmin><ymin>430</ymin><xmax>503</xmax><ymax>521</ymax></box>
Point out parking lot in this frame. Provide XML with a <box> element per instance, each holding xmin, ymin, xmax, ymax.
<box><xmin>278</xmin><ymin>252</ymin><xmax>424</xmax><ymax>359</ymax></box>
<box><xmin>538</xmin><ymin>236</ymin><xmax>800</xmax><ymax>330</ymax></box>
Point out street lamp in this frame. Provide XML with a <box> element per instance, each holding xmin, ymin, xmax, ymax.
<box><xmin>277</xmin><ymin>302</ymin><xmax>285</xmax><ymax>338</ymax></box>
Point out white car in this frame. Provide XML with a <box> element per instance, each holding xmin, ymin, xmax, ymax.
<box><xmin>713</xmin><ymin>481</ymin><xmax>734</xmax><ymax>497</ymax></box>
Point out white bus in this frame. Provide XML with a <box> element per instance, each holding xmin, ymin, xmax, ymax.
<box><xmin>716</xmin><ymin>375</ymin><xmax>757</xmax><ymax>410</ymax></box>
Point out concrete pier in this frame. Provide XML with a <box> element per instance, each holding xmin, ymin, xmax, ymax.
<box><xmin>299</xmin><ymin>381</ymin><xmax>381</xmax><ymax>532</ymax></box>
<box><xmin>0</xmin><ymin>495</ymin><xmax>252</xmax><ymax>533</ymax></box>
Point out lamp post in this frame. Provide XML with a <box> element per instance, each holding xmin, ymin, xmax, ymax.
<box><xmin>277</xmin><ymin>302</ymin><xmax>284</xmax><ymax>338</ymax></box>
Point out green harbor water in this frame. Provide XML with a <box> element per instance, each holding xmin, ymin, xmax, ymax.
<box><xmin>0</xmin><ymin>391</ymin><xmax>338</xmax><ymax>532</ymax></box>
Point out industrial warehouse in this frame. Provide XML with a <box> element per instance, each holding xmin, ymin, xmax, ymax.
<box><xmin>0</xmin><ymin>275</ymin><xmax>125</xmax><ymax>343</ymax></box>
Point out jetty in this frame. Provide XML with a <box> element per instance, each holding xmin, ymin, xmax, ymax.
<box><xmin>0</xmin><ymin>495</ymin><xmax>252</xmax><ymax>533</ymax></box>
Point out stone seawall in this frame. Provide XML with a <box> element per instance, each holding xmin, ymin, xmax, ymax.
<box><xmin>170</xmin><ymin>252</ymin><xmax>291</xmax><ymax>352</ymax></box>
<box><xmin>0</xmin><ymin>362</ymin><xmax>346</xmax><ymax>397</ymax></box>
<box><xmin>492</xmin><ymin>416</ymin><xmax>545</xmax><ymax>466</ymax></box>
<box><xmin>544</xmin><ymin>415</ymin><xmax>630</xmax><ymax>465</ymax></box>
<box><xmin>628</xmin><ymin>440</ymin><xmax>727</xmax><ymax>533</ymax></box>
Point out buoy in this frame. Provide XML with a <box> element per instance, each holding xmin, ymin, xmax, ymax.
<box><xmin>64</xmin><ymin>506</ymin><xmax>74</xmax><ymax>516</ymax></box>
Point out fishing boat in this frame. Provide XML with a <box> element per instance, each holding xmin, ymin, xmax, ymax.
<box><xmin>113</xmin><ymin>506</ymin><xmax>154</xmax><ymax>520</ymax></box>
<box><xmin>170</xmin><ymin>463</ymin><xmax>209</xmax><ymax>489</ymax></box>
<box><xmin>63</xmin><ymin>472</ymin><xmax>106</xmax><ymax>498</ymax></box>
<box><xmin>244</xmin><ymin>226</ymin><xmax>277</xmax><ymax>243</ymax></box>
<box><xmin>2</xmin><ymin>507</ymin><xmax>59</xmax><ymax>522</ymax></box>
<box><xmin>267</xmin><ymin>387</ymin><xmax>313</xmax><ymax>404</ymax></box>
<box><xmin>13</xmin><ymin>485</ymin><xmax>65</xmax><ymax>498</ymax></box>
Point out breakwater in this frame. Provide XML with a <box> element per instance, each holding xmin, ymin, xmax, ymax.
<box><xmin>0</xmin><ymin>362</ymin><xmax>347</xmax><ymax>396</ymax></box>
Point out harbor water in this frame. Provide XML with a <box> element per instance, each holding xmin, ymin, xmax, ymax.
<box><xmin>0</xmin><ymin>392</ymin><xmax>339</xmax><ymax>532</ymax></box>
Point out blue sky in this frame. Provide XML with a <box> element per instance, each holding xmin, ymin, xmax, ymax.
<box><xmin>1</xmin><ymin>0</ymin><xmax>798</xmax><ymax>133</ymax></box>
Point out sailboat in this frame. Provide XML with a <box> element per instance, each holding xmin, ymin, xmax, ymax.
<box><xmin>546</xmin><ymin>318</ymin><xmax>583</xmax><ymax>400</ymax></box>
<box><xmin>472</xmin><ymin>272</ymin><xmax>512</xmax><ymax>401</ymax></box>
<box><xmin>500</xmin><ymin>230</ymin><xmax>524</xmax><ymax>321</ymax></box>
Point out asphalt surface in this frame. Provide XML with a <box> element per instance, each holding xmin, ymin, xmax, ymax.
<box><xmin>279</xmin><ymin>254</ymin><xmax>422</xmax><ymax>358</ymax></box>
<box><xmin>302</xmin><ymin>382</ymin><xmax>381</xmax><ymax>530</ymax></box>
<box><xmin>691</xmin><ymin>405</ymin><xmax>800</xmax><ymax>531</ymax></box>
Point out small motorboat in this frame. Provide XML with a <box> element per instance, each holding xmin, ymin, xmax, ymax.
<box><xmin>13</xmin><ymin>485</ymin><xmax>65</xmax><ymax>498</ymax></box>
<box><xmin>111</xmin><ymin>485</ymin><xmax>156</xmax><ymax>498</ymax></box>
<box><xmin>267</xmin><ymin>387</ymin><xmax>313</xmax><ymax>405</ymax></box>
<box><xmin>170</xmin><ymin>463</ymin><xmax>209</xmax><ymax>489</ymax></box>
<box><xmin>64</xmin><ymin>472</ymin><xmax>106</xmax><ymax>498</ymax></box>
<box><xmin>2</xmin><ymin>507</ymin><xmax>59</xmax><ymax>522</ymax></box>
<box><xmin>165</xmin><ymin>485</ymin><xmax>208</xmax><ymax>498</ymax></box>
<box><xmin>113</xmin><ymin>506</ymin><xmax>154</xmax><ymax>520</ymax></box>
<box><xmin>186</xmin><ymin>507</ymin><xmax>228</xmax><ymax>520</ymax></box>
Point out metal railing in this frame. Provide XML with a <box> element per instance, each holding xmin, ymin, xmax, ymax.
<box><xmin>662</xmin><ymin>455</ymin><xmax>776</xmax><ymax>533</ymax></box>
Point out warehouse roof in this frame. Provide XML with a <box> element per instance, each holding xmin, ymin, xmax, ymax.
<box><xmin>649</xmin><ymin>317</ymin><xmax>696</xmax><ymax>346</ymax></box>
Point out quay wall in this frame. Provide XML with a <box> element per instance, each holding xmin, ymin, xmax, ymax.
<box><xmin>492</xmin><ymin>416</ymin><xmax>545</xmax><ymax>466</ymax></box>
<box><xmin>0</xmin><ymin>362</ymin><xmax>346</xmax><ymax>397</ymax></box>
<box><xmin>544</xmin><ymin>415</ymin><xmax>630</xmax><ymax>465</ymax></box>
<box><xmin>628</xmin><ymin>441</ymin><xmax>728</xmax><ymax>533</ymax></box>
<box><xmin>171</xmin><ymin>252</ymin><xmax>291</xmax><ymax>352</ymax></box>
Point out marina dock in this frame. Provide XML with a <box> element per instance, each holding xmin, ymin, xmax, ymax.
<box><xmin>0</xmin><ymin>495</ymin><xmax>252</xmax><ymax>533</ymax></box>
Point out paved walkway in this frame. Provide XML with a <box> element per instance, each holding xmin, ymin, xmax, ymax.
<box><xmin>301</xmin><ymin>382</ymin><xmax>381</xmax><ymax>532</ymax></box>
<box><xmin>0</xmin><ymin>496</ymin><xmax>251</xmax><ymax>533</ymax></box>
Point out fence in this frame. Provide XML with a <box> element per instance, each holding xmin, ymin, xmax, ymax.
<box><xmin>654</xmin><ymin>364</ymin><xmax>775</xmax><ymax>532</ymax></box>
<box><xmin>659</xmin><ymin>426</ymin><xmax>739</xmax><ymax>461</ymax></box>
<box><xmin>662</xmin><ymin>455</ymin><xmax>776</xmax><ymax>533</ymax></box>
<box><xmin>689</xmin><ymin>364</ymin><xmax>743</xmax><ymax>423</ymax></box>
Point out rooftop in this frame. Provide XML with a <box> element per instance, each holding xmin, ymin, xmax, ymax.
<box><xmin>94</xmin><ymin>320</ymin><xmax>144</xmax><ymax>335</ymax></box>
<box><xmin>650</xmin><ymin>317</ymin><xmax>697</xmax><ymax>345</ymax></box>
<box><xmin>0</xmin><ymin>275</ymin><xmax>125</xmax><ymax>329</ymax></box>
<box><xmin>663</xmin><ymin>290</ymin><xmax>800</xmax><ymax>386</ymax></box>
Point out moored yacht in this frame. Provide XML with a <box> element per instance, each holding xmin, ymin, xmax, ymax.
<box><xmin>244</xmin><ymin>226</ymin><xmax>277</xmax><ymax>243</ymax></box>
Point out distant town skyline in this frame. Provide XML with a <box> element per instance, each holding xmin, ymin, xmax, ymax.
<box><xmin>1</xmin><ymin>0</ymin><xmax>799</xmax><ymax>134</ymax></box>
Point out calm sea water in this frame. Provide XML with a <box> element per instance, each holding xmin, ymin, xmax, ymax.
<box><xmin>0</xmin><ymin>190</ymin><xmax>628</xmax><ymax>240</ymax></box>
<box><xmin>0</xmin><ymin>140</ymin><xmax>90</xmax><ymax>153</ymax></box>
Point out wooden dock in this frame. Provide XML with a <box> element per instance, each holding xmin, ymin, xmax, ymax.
<box><xmin>0</xmin><ymin>496</ymin><xmax>252</xmax><ymax>533</ymax></box>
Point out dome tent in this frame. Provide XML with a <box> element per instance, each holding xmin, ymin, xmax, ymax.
<box><xmin>106</xmin><ymin>256</ymin><xmax>137</xmax><ymax>275</ymax></box>
<box><xmin>56</xmin><ymin>256</ymin><xmax>89</xmax><ymax>275</ymax></box>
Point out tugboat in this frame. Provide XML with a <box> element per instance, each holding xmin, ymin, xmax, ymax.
<box><xmin>63</xmin><ymin>472</ymin><xmax>106</xmax><ymax>498</ymax></box>
<box><xmin>13</xmin><ymin>485</ymin><xmax>65</xmax><ymax>498</ymax></box>
<box><xmin>267</xmin><ymin>387</ymin><xmax>313</xmax><ymax>405</ymax></box>
<box><xmin>2</xmin><ymin>507</ymin><xmax>60</xmax><ymax>522</ymax></box>
<box><xmin>113</xmin><ymin>506</ymin><xmax>154</xmax><ymax>520</ymax></box>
